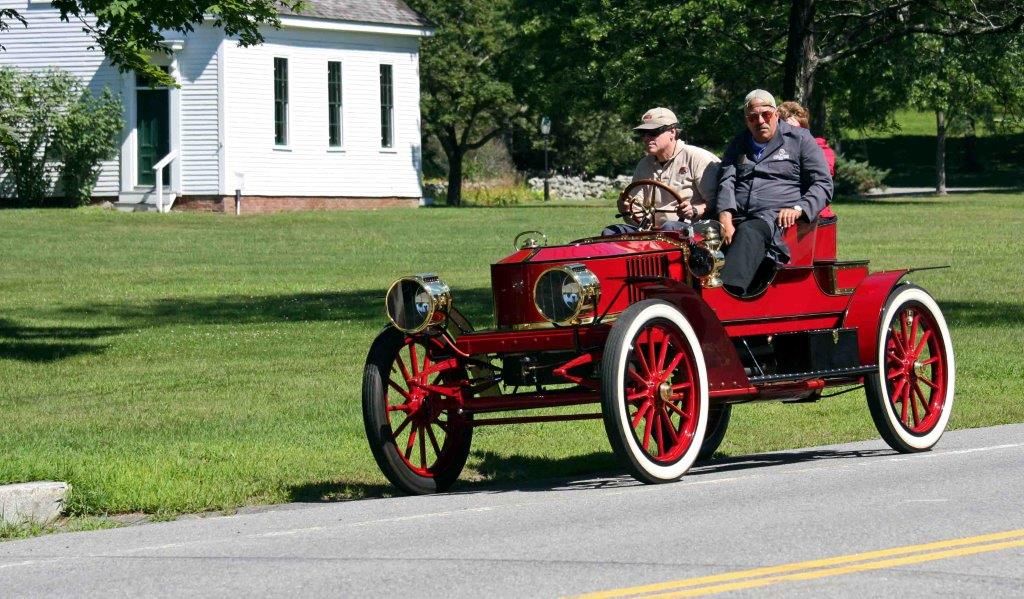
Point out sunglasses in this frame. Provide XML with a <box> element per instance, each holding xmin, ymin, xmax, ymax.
<box><xmin>638</xmin><ymin>126</ymin><xmax>673</xmax><ymax>138</ymax></box>
<box><xmin>745</xmin><ymin>110</ymin><xmax>776</xmax><ymax>123</ymax></box>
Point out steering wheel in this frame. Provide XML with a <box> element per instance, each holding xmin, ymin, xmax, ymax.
<box><xmin>616</xmin><ymin>179</ymin><xmax>688</xmax><ymax>231</ymax></box>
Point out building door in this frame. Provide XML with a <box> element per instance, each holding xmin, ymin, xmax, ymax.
<box><xmin>136</xmin><ymin>87</ymin><xmax>169</xmax><ymax>187</ymax></box>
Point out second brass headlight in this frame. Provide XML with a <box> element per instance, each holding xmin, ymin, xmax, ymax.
<box><xmin>533</xmin><ymin>263</ymin><xmax>600</xmax><ymax>325</ymax></box>
<box><xmin>385</xmin><ymin>273</ymin><xmax>451</xmax><ymax>333</ymax></box>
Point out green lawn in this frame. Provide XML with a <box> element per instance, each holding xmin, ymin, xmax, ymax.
<box><xmin>2</xmin><ymin>195</ymin><xmax>1023</xmax><ymax>520</ymax></box>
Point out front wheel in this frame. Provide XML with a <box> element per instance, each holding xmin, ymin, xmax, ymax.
<box><xmin>601</xmin><ymin>300</ymin><xmax>708</xmax><ymax>483</ymax></box>
<box><xmin>362</xmin><ymin>327</ymin><xmax>473</xmax><ymax>494</ymax></box>
<box><xmin>865</xmin><ymin>285</ymin><xmax>955</xmax><ymax>452</ymax></box>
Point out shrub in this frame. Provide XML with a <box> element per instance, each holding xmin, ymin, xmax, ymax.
<box><xmin>52</xmin><ymin>88</ymin><xmax>122</xmax><ymax>206</ymax></box>
<box><xmin>0</xmin><ymin>68</ymin><xmax>73</xmax><ymax>205</ymax></box>
<box><xmin>0</xmin><ymin>68</ymin><xmax>121</xmax><ymax>207</ymax></box>
<box><xmin>834</xmin><ymin>155</ymin><xmax>891</xmax><ymax>196</ymax></box>
<box><xmin>462</xmin><ymin>182</ymin><xmax>543</xmax><ymax>207</ymax></box>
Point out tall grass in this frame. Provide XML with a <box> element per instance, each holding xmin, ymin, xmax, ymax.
<box><xmin>1</xmin><ymin>194</ymin><xmax>1022</xmax><ymax>515</ymax></box>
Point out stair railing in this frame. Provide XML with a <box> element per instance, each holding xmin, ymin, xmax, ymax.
<box><xmin>153</xmin><ymin>150</ymin><xmax>179</xmax><ymax>213</ymax></box>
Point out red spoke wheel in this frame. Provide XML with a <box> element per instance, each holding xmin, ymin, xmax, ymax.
<box><xmin>866</xmin><ymin>285</ymin><xmax>955</xmax><ymax>452</ymax></box>
<box><xmin>602</xmin><ymin>300</ymin><xmax>708</xmax><ymax>483</ymax></box>
<box><xmin>363</xmin><ymin>326</ymin><xmax>472</xmax><ymax>494</ymax></box>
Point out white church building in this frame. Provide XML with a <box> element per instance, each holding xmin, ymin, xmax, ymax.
<box><xmin>0</xmin><ymin>0</ymin><xmax>431</xmax><ymax>212</ymax></box>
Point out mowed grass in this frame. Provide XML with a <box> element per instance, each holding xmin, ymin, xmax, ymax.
<box><xmin>1</xmin><ymin>195</ymin><xmax>1023</xmax><ymax>516</ymax></box>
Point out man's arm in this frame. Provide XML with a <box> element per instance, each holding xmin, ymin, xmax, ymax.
<box><xmin>715</xmin><ymin>139</ymin><xmax>740</xmax><ymax>243</ymax></box>
<box><xmin>714</xmin><ymin>138</ymin><xmax>740</xmax><ymax>216</ymax></box>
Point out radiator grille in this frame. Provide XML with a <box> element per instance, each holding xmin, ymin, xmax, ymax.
<box><xmin>626</xmin><ymin>255</ymin><xmax>668</xmax><ymax>302</ymax></box>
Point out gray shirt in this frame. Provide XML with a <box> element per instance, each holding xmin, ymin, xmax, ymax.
<box><xmin>715</xmin><ymin>121</ymin><xmax>833</xmax><ymax>262</ymax></box>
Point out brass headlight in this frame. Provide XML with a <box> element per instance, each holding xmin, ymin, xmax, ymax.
<box><xmin>534</xmin><ymin>263</ymin><xmax>600</xmax><ymax>325</ymax></box>
<box><xmin>687</xmin><ymin>225</ymin><xmax>725</xmax><ymax>288</ymax></box>
<box><xmin>385</xmin><ymin>274</ymin><xmax>452</xmax><ymax>333</ymax></box>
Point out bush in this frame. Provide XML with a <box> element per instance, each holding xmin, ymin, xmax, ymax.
<box><xmin>52</xmin><ymin>88</ymin><xmax>122</xmax><ymax>206</ymax></box>
<box><xmin>834</xmin><ymin>155</ymin><xmax>891</xmax><ymax>195</ymax></box>
<box><xmin>462</xmin><ymin>182</ymin><xmax>543</xmax><ymax>206</ymax></box>
<box><xmin>0</xmin><ymin>68</ymin><xmax>121</xmax><ymax>207</ymax></box>
<box><xmin>0</xmin><ymin>68</ymin><xmax>72</xmax><ymax>204</ymax></box>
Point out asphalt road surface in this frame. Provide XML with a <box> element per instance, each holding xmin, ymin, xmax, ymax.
<box><xmin>2</xmin><ymin>424</ymin><xmax>1023</xmax><ymax>598</ymax></box>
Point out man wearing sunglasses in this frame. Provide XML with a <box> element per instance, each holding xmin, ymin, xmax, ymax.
<box><xmin>713</xmin><ymin>89</ymin><xmax>833</xmax><ymax>295</ymax></box>
<box><xmin>605</xmin><ymin>107</ymin><xmax>720</xmax><ymax>234</ymax></box>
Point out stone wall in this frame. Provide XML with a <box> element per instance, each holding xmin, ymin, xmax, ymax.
<box><xmin>527</xmin><ymin>175</ymin><xmax>632</xmax><ymax>200</ymax></box>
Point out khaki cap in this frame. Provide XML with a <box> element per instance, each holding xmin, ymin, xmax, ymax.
<box><xmin>634</xmin><ymin>107</ymin><xmax>678</xmax><ymax>130</ymax></box>
<box><xmin>744</xmin><ymin>89</ymin><xmax>777</xmax><ymax>109</ymax></box>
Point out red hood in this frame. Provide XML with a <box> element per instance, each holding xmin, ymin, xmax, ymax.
<box><xmin>497</xmin><ymin>236</ymin><xmax>684</xmax><ymax>265</ymax></box>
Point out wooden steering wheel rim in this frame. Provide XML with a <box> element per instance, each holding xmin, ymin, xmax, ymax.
<box><xmin>617</xmin><ymin>179</ymin><xmax>687</xmax><ymax>231</ymax></box>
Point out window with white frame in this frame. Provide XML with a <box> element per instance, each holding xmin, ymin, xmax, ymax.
<box><xmin>274</xmin><ymin>57</ymin><xmax>289</xmax><ymax>146</ymax></box>
<box><xmin>379</xmin><ymin>64</ymin><xmax>394</xmax><ymax>148</ymax></box>
<box><xmin>328</xmin><ymin>61</ymin><xmax>343</xmax><ymax>147</ymax></box>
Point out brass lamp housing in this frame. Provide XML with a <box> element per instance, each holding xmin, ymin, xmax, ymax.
<box><xmin>385</xmin><ymin>273</ymin><xmax>452</xmax><ymax>333</ymax></box>
<box><xmin>533</xmin><ymin>263</ymin><xmax>601</xmax><ymax>325</ymax></box>
<box><xmin>688</xmin><ymin>227</ymin><xmax>725</xmax><ymax>288</ymax></box>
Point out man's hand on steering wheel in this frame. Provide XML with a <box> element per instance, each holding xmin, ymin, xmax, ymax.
<box><xmin>617</xmin><ymin>179</ymin><xmax>687</xmax><ymax>232</ymax></box>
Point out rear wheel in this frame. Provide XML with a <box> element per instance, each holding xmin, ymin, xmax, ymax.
<box><xmin>363</xmin><ymin>327</ymin><xmax>473</xmax><ymax>494</ymax></box>
<box><xmin>865</xmin><ymin>285</ymin><xmax>955</xmax><ymax>452</ymax></box>
<box><xmin>601</xmin><ymin>300</ymin><xmax>708</xmax><ymax>483</ymax></box>
<box><xmin>697</xmin><ymin>404</ymin><xmax>732</xmax><ymax>461</ymax></box>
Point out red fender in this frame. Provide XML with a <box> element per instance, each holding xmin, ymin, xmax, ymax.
<box><xmin>841</xmin><ymin>269</ymin><xmax>910</xmax><ymax>365</ymax></box>
<box><xmin>642</xmin><ymin>282</ymin><xmax>752</xmax><ymax>397</ymax></box>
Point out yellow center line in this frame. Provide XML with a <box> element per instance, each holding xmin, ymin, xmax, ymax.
<box><xmin>576</xmin><ymin>528</ymin><xmax>1024</xmax><ymax>599</ymax></box>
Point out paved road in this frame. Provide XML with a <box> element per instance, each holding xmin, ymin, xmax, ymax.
<box><xmin>2</xmin><ymin>424</ymin><xmax>1023</xmax><ymax>598</ymax></box>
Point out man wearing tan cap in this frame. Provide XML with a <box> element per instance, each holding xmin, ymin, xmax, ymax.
<box><xmin>713</xmin><ymin>89</ymin><xmax>833</xmax><ymax>295</ymax></box>
<box><xmin>604</xmin><ymin>106</ymin><xmax>720</xmax><ymax>234</ymax></box>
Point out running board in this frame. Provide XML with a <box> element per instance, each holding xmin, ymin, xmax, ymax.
<box><xmin>748</xmin><ymin>364</ymin><xmax>877</xmax><ymax>384</ymax></box>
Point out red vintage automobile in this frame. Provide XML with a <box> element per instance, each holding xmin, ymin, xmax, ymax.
<box><xmin>362</xmin><ymin>181</ymin><xmax>955</xmax><ymax>494</ymax></box>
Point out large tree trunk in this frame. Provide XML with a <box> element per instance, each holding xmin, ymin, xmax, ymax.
<box><xmin>438</xmin><ymin>126</ymin><xmax>465</xmax><ymax>207</ymax></box>
<box><xmin>783</xmin><ymin>0</ymin><xmax>818</xmax><ymax>106</ymax></box>
<box><xmin>935</xmin><ymin>110</ymin><xmax>947</xmax><ymax>196</ymax></box>
<box><xmin>446</xmin><ymin>146</ymin><xmax>464</xmax><ymax>207</ymax></box>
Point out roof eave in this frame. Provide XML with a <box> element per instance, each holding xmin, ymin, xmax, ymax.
<box><xmin>279</xmin><ymin>14</ymin><xmax>434</xmax><ymax>37</ymax></box>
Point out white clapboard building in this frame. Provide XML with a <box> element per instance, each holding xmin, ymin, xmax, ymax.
<box><xmin>0</xmin><ymin>0</ymin><xmax>431</xmax><ymax>212</ymax></box>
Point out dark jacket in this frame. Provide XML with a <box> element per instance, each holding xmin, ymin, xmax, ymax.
<box><xmin>714</xmin><ymin>121</ymin><xmax>833</xmax><ymax>263</ymax></box>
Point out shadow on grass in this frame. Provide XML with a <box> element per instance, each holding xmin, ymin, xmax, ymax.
<box><xmin>60</xmin><ymin>288</ymin><xmax>497</xmax><ymax>330</ymax></box>
<box><xmin>941</xmin><ymin>301</ymin><xmax>1024</xmax><ymax>327</ymax></box>
<box><xmin>0</xmin><ymin>318</ymin><xmax>124</xmax><ymax>362</ymax></box>
<box><xmin>287</xmin><ymin>480</ymin><xmax>398</xmax><ymax>503</ymax></box>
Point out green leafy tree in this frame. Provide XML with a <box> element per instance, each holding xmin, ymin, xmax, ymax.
<box><xmin>406</xmin><ymin>0</ymin><xmax>521</xmax><ymax>206</ymax></box>
<box><xmin>907</xmin><ymin>32</ymin><xmax>1024</xmax><ymax>193</ymax></box>
<box><xmin>1</xmin><ymin>1</ymin><xmax>303</xmax><ymax>86</ymax></box>
<box><xmin>515</xmin><ymin>0</ymin><xmax>1024</xmax><ymax>142</ymax></box>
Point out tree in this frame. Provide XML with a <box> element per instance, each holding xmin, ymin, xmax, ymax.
<box><xmin>510</xmin><ymin>0</ymin><xmax>759</xmax><ymax>173</ymax></box>
<box><xmin>773</xmin><ymin>1</ymin><xmax>1024</xmax><ymax>132</ymax></box>
<box><xmin>406</xmin><ymin>0</ymin><xmax>522</xmax><ymax>206</ymax></box>
<box><xmin>907</xmin><ymin>32</ymin><xmax>1024</xmax><ymax>193</ymax></box>
<box><xmin>1</xmin><ymin>1</ymin><xmax>303</xmax><ymax>85</ymax></box>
